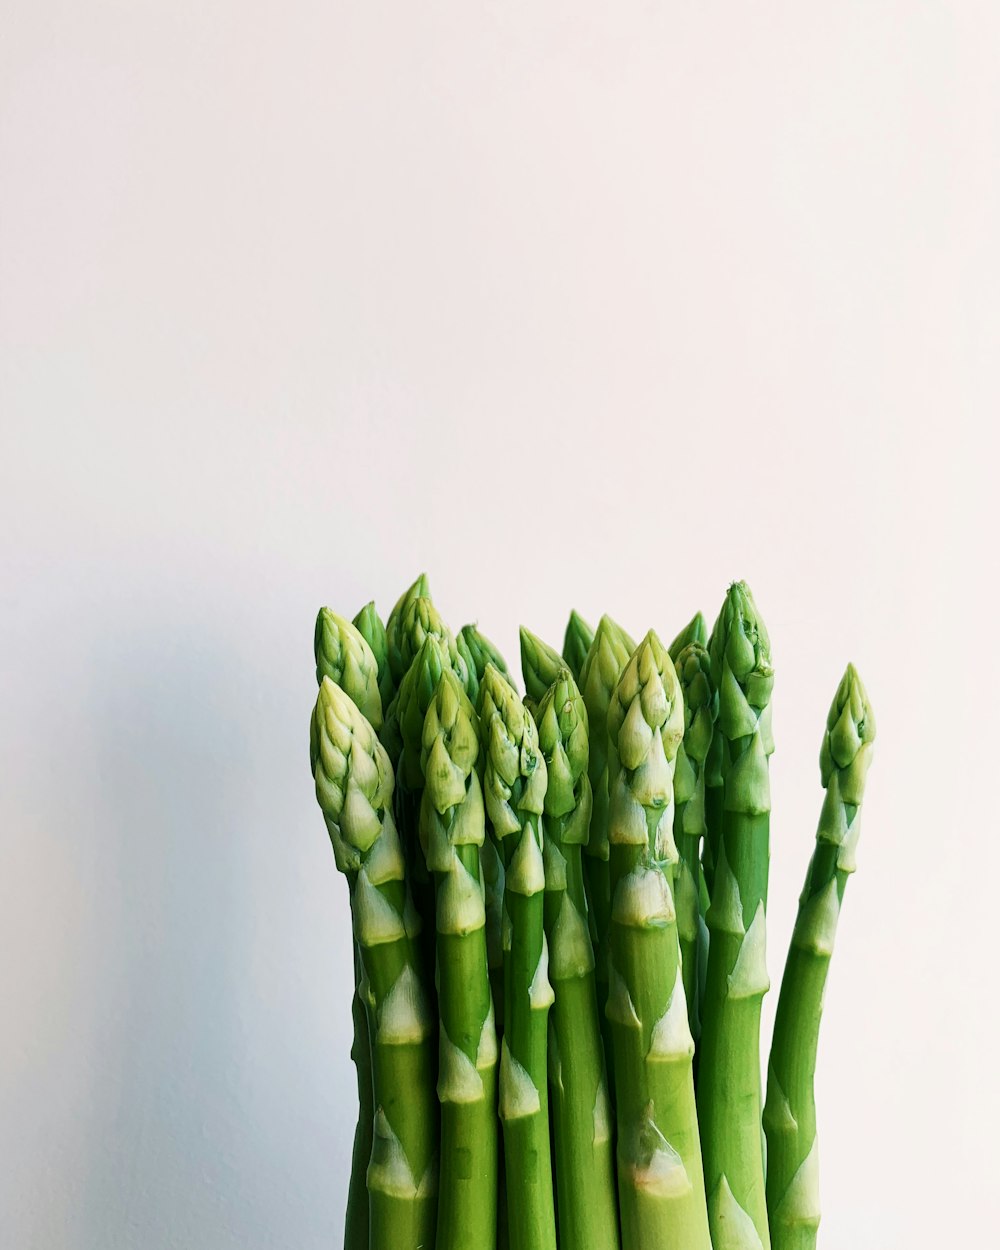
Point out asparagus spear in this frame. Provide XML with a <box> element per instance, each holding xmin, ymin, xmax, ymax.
<box><xmin>480</xmin><ymin>664</ymin><xmax>557</xmax><ymax>1250</ymax></box>
<box><xmin>311</xmin><ymin>678</ymin><xmax>438</xmax><ymax>1250</ymax></box>
<box><xmin>605</xmin><ymin>630</ymin><xmax>711</xmax><ymax>1250</ymax></box>
<box><xmin>668</xmin><ymin>610</ymin><xmax>708</xmax><ymax>660</ymax></box>
<box><xmin>696</xmin><ymin>581</ymin><xmax>774</xmax><ymax>1250</ymax></box>
<box><xmin>315</xmin><ymin>608</ymin><xmax>383</xmax><ymax>732</ymax></box>
<box><xmin>763</xmin><ymin>665</ymin><xmax>876</xmax><ymax>1250</ymax></box>
<box><xmin>353</xmin><ymin>600</ymin><xmax>394</xmax><ymax>714</ymax></box>
<box><xmin>578</xmin><ymin>614</ymin><xmax>636</xmax><ymax>1063</ymax></box>
<box><xmin>562</xmin><ymin>610</ymin><xmax>595</xmax><ymax>682</ymax></box>
<box><xmin>311</xmin><ymin>608</ymin><xmax>382</xmax><ymax>1249</ymax></box>
<box><xmin>672</xmin><ymin>641</ymin><xmax>718</xmax><ymax>1046</ymax></box>
<box><xmin>386</xmin><ymin>573</ymin><xmax>431</xmax><ymax>687</ymax></box>
<box><xmin>536</xmin><ymin>668</ymin><xmax>620</xmax><ymax>1250</ymax></box>
<box><xmin>420</xmin><ymin>670</ymin><xmax>499</xmax><ymax>1250</ymax></box>
<box><xmin>519</xmin><ymin>626</ymin><xmax>563</xmax><ymax>715</ymax></box>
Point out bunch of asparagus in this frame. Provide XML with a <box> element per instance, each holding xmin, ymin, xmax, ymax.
<box><xmin>309</xmin><ymin>576</ymin><xmax>875</xmax><ymax>1250</ymax></box>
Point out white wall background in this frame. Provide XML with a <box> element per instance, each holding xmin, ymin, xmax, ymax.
<box><xmin>2</xmin><ymin>3</ymin><xmax>997</xmax><ymax>1247</ymax></box>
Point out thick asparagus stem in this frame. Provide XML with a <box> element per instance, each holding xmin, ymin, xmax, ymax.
<box><xmin>562</xmin><ymin>610</ymin><xmax>595</xmax><ymax>682</ymax></box>
<box><xmin>668</xmin><ymin>611</ymin><xmax>708</xmax><ymax>660</ymax></box>
<box><xmin>696</xmin><ymin>581</ymin><xmax>774</xmax><ymax>1250</ymax></box>
<box><xmin>536</xmin><ymin>669</ymin><xmax>620</xmax><ymax>1250</ymax></box>
<box><xmin>420</xmin><ymin>670</ymin><xmax>499</xmax><ymax>1250</ymax></box>
<box><xmin>353</xmin><ymin>600</ymin><xmax>394</xmax><ymax>714</ymax></box>
<box><xmin>763</xmin><ymin>666</ymin><xmax>876</xmax><ymax>1250</ymax></box>
<box><xmin>315</xmin><ymin>608</ymin><xmax>384</xmax><ymax>732</ymax></box>
<box><xmin>578</xmin><ymin>615</ymin><xmax>636</xmax><ymax>1070</ymax></box>
<box><xmin>312</xmin><ymin>679</ymin><xmax>438</xmax><ymax>1249</ymax></box>
<box><xmin>519</xmin><ymin>626</ymin><xmax>564</xmax><ymax>716</ymax></box>
<box><xmin>671</xmin><ymin>642</ymin><xmax>717</xmax><ymax>1047</ymax></box>
<box><xmin>480</xmin><ymin>665</ymin><xmax>557</xmax><ymax>1250</ymax></box>
<box><xmin>605</xmin><ymin>631</ymin><xmax>711</xmax><ymax>1250</ymax></box>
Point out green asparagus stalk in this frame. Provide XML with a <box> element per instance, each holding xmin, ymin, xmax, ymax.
<box><xmin>562</xmin><ymin>610</ymin><xmax>595</xmax><ymax>682</ymax></box>
<box><xmin>386</xmin><ymin>573</ymin><xmax>431</xmax><ymax>687</ymax></box>
<box><xmin>535</xmin><ymin>668</ymin><xmax>620</xmax><ymax>1250</ymax></box>
<box><xmin>312</xmin><ymin>678</ymin><xmax>438</xmax><ymax>1249</ymax></box>
<box><xmin>605</xmin><ymin>630</ymin><xmax>711</xmax><ymax>1250</ymax></box>
<box><xmin>353</xmin><ymin>600</ymin><xmax>394</xmax><ymax>714</ymax></box>
<box><xmin>763</xmin><ymin>665</ymin><xmax>876</xmax><ymax>1250</ymax></box>
<box><xmin>696</xmin><ymin>581</ymin><xmax>774</xmax><ymax>1250</ymax></box>
<box><xmin>480</xmin><ymin>664</ymin><xmax>557</xmax><ymax>1250</ymax></box>
<box><xmin>578</xmin><ymin>614</ymin><xmax>636</xmax><ymax>1060</ymax></box>
<box><xmin>519</xmin><ymin>626</ymin><xmax>563</xmax><ymax>715</ymax></box>
<box><xmin>311</xmin><ymin>608</ymin><xmax>381</xmax><ymax>1249</ymax></box>
<box><xmin>671</xmin><ymin>641</ymin><xmax>717</xmax><ymax>1045</ymax></box>
<box><xmin>420</xmin><ymin>670</ymin><xmax>499</xmax><ymax>1250</ymax></box>
<box><xmin>668</xmin><ymin>610</ymin><xmax>708</xmax><ymax>660</ymax></box>
<box><xmin>315</xmin><ymin>608</ymin><xmax>383</xmax><ymax>732</ymax></box>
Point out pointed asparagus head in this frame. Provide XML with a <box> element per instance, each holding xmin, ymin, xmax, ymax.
<box><xmin>606</xmin><ymin>629</ymin><xmax>685</xmax><ymax>861</ymax></box>
<box><xmin>519</xmin><ymin>626</ymin><xmax>564</xmax><ymax>708</ymax></box>
<box><xmin>311</xmin><ymin>676</ymin><xmax>395</xmax><ymax>873</ymax></box>
<box><xmin>709</xmin><ymin>581</ymin><xmax>774</xmax><ymax>714</ymax></box>
<box><xmin>579</xmin><ymin>614</ymin><xmax>637</xmax><ymax>727</ymax></box>
<box><xmin>820</xmin><ymin>663</ymin><xmax>876</xmax><ymax>807</ymax></box>
<box><xmin>386</xmin><ymin>573</ymin><xmax>432</xmax><ymax>684</ymax></box>
<box><xmin>352</xmin><ymin>600</ymin><xmax>393</xmax><ymax>709</ymax></box>
<box><xmin>314</xmin><ymin>608</ymin><xmax>383</xmax><ymax>732</ymax></box>
<box><xmin>480</xmin><ymin>663</ymin><xmax>548</xmax><ymax>867</ymax></box>
<box><xmin>668</xmin><ymin>610</ymin><xmax>708</xmax><ymax>661</ymax></box>
<box><xmin>421</xmin><ymin>668</ymin><xmax>481</xmax><ymax>817</ymax></box>
<box><xmin>458</xmin><ymin>622</ymin><xmax>510</xmax><ymax>687</ymax></box>
<box><xmin>536</xmin><ymin>667</ymin><xmax>592</xmax><ymax>841</ymax></box>
<box><xmin>396</xmin><ymin>635</ymin><xmax>452</xmax><ymax>792</ymax></box>
<box><xmin>674</xmin><ymin>641</ymin><xmax>717</xmax><ymax>767</ymax></box>
<box><xmin>562</xmin><ymin>610</ymin><xmax>595</xmax><ymax>681</ymax></box>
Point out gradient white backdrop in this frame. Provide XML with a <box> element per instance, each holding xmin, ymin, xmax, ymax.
<box><xmin>2</xmin><ymin>3</ymin><xmax>997</xmax><ymax>1247</ymax></box>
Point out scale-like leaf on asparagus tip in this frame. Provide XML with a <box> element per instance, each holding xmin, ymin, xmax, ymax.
<box><xmin>562</xmin><ymin>610</ymin><xmax>595</xmax><ymax>682</ymax></box>
<box><xmin>314</xmin><ymin>607</ymin><xmax>384</xmax><ymax>731</ymax></box>
<box><xmin>519</xmin><ymin>626</ymin><xmax>564</xmax><ymax>709</ymax></box>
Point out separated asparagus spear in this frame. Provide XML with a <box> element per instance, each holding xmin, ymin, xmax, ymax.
<box><xmin>697</xmin><ymin>582</ymin><xmax>774</xmax><ymax>1250</ymax></box>
<box><xmin>420</xmin><ymin>670</ymin><xmax>499</xmax><ymax>1250</ymax></box>
<box><xmin>480</xmin><ymin>664</ymin><xmax>557</xmax><ymax>1250</ymax></box>
<box><xmin>535</xmin><ymin>668</ymin><xmax>620</xmax><ymax>1250</ymax></box>
<box><xmin>605</xmin><ymin>631</ymin><xmax>711</xmax><ymax>1250</ymax></box>
<box><xmin>311</xmin><ymin>679</ymin><xmax>438</xmax><ymax>1250</ymax></box>
<box><xmin>763</xmin><ymin>666</ymin><xmax>876</xmax><ymax>1250</ymax></box>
